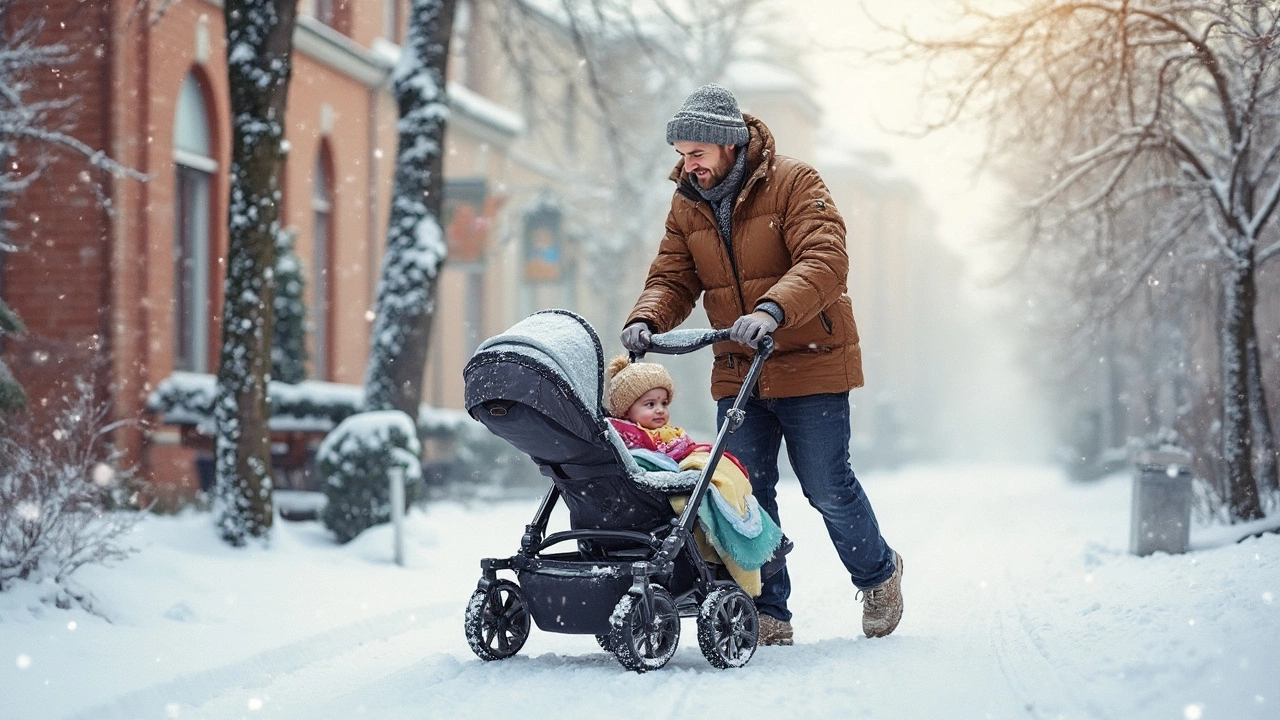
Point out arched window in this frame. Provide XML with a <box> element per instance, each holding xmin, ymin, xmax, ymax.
<box><xmin>311</xmin><ymin>151</ymin><xmax>333</xmax><ymax>380</ymax></box>
<box><xmin>173</xmin><ymin>71</ymin><xmax>215</xmax><ymax>373</ymax></box>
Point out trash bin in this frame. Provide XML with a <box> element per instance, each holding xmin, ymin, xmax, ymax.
<box><xmin>1129</xmin><ymin>447</ymin><xmax>1194</xmax><ymax>556</ymax></box>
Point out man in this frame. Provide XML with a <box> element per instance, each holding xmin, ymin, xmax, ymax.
<box><xmin>621</xmin><ymin>83</ymin><xmax>902</xmax><ymax>645</ymax></box>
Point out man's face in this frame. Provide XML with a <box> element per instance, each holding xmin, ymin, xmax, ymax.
<box><xmin>674</xmin><ymin>141</ymin><xmax>736</xmax><ymax>190</ymax></box>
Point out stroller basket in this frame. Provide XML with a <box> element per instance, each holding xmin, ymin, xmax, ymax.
<box><xmin>515</xmin><ymin>556</ymin><xmax>634</xmax><ymax>634</ymax></box>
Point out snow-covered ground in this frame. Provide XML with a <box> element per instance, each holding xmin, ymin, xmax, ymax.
<box><xmin>2</xmin><ymin>464</ymin><xmax>1277</xmax><ymax>720</ymax></box>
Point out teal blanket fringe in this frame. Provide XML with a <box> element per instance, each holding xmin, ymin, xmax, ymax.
<box><xmin>697</xmin><ymin>490</ymin><xmax>783</xmax><ymax>571</ymax></box>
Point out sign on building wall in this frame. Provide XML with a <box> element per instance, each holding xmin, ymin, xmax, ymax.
<box><xmin>523</xmin><ymin>197</ymin><xmax>562</xmax><ymax>283</ymax></box>
<box><xmin>443</xmin><ymin>178</ymin><xmax>494</xmax><ymax>266</ymax></box>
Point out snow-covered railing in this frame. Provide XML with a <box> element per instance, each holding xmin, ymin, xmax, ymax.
<box><xmin>146</xmin><ymin>371</ymin><xmax>472</xmax><ymax>437</ymax></box>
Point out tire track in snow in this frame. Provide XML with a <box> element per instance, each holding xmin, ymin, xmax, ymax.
<box><xmin>63</xmin><ymin>602</ymin><xmax>451</xmax><ymax>720</ymax></box>
<box><xmin>989</xmin><ymin>567</ymin><xmax>1110</xmax><ymax>720</ymax></box>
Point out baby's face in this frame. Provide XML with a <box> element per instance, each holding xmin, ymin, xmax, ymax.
<box><xmin>626</xmin><ymin>388</ymin><xmax>671</xmax><ymax>430</ymax></box>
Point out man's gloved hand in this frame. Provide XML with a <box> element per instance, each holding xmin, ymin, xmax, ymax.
<box><xmin>620</xmin><ymin>322</ymin><xmax>652</xmax><ymax>352</ymax></box>
<box><xmin>729</xmin><ymin>310</ymin><xmax>779</xmax><ymax>348</ymax></box>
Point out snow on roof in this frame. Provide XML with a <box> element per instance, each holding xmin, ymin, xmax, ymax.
<box><xmin>364</xmin><ymin>36</ymin><xmax>525</xmax><ymax>139</ymax></box>
<box><xmin>447</xmin><ymin>82</ymin><xmax>525</xmax><ymax>138</ymax></box>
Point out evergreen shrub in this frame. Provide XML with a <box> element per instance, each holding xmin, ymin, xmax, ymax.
<box><xmin>317</xmin><ymin>410</ymin><xmax>421</xmax><ymax>543</ymax></box>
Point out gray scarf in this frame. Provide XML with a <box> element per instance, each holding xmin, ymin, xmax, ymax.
<box><xmin>693</xmin><ymin>146</ymin><xmax>748</xmax><ymax>245</ymax></box>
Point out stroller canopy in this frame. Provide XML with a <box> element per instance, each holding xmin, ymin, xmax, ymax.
<box><xmin>470</xmin><ymin>309</ymin><xmax>608</xmax><ymax>424</ymax></box>
<box><xmin>464</xmin><ymin>310</ymin><xmax>697</xmax><ymax>532</ymax></box>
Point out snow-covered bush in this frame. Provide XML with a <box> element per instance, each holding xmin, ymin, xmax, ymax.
<box><xmin>271</xmin><ymin>227</ymin><xmax>308</xmax><ymax>385</ymax></box>
<box><xmin>0</xmin><ymin>378</ymin><xmax>146</xmax><ymax>600</ymax></box>
<box><xmin>317</xmin><ymin>411</ymin><xmax>422</xmax><ymax>543</ymax></box>
<box><xmin>148</xmin><ymin>372</ymin><xmax>365</xmax><ymax>434</ymax></box>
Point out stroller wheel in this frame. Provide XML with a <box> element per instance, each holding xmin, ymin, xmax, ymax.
<box><xmin>464</xmin><ymin>580</ymin><xmax>531</xmax><ymax>661</ymax></box>
<box><xmin>608</xmin><ymin>586</ymin><xmax>680</xmax><ymax>673</ymax></box>
<box><xmin>697</xmin><ymin>585</ymin><xmax>759</xmax><ymax>669</ymax></box>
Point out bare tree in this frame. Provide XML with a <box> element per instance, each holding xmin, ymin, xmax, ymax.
<box><xmin>897</xmin><ymin>0</ymin><xmax>1280</xmax><ymax>520</ymax></box>
<box><xmin>214</xmin><ymin>0</ymin><xmax>298</xmax><ymax>544</ymax></box>
<box><xmin>363</xmin><ymin>0</ymin><xmax>459</xmax><ymax>416</ymax></box>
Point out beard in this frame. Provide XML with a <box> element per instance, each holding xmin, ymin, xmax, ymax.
<box><xmin>693</xmin><ymin>164</ymin><xmax>727</xmax><ymax>189</ymax></box>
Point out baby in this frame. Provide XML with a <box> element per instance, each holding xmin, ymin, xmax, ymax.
<box><xmin>606</xmin><ymin>355</ymin><xmax>781</xmax><ymax>596</ymax></box>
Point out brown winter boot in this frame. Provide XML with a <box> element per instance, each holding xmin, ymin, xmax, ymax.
<box><xmin>757</xmin><ymin>615</ymin><xmax>794</xmax><ymax>646</ymax></box>
<box><xmin>860</xmin><ymin>551</ymin><xmax>903</xmax><ymax>638</ymax></box>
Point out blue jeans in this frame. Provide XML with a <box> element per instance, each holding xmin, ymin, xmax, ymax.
<box><xmin>717</xmin><ymin>392</ymin><xmax>894</xmax><ymax>622</ymax></box>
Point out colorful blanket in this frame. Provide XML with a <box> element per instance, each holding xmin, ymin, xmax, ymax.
<box><xmin>614</xmin><ymin>419</ymin><xmax>782</xmax><ymax>596</ymax></box>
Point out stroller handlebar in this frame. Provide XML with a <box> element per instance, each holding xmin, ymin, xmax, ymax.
<box><xmin>630</xmin><ymin>328</ymin><xmax>773</xmax><ymax>361</ymax></box>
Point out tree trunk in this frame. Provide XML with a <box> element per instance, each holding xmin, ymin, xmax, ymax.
<box><xmin>1247</xmin><ymin>335</ymin><xmax>1279</xmax><ymax>496</ymax></box>
<box><xmin>214</xmin><ymin>0</ymin><xmax>297</xmax><ymax>544</ymax></box>
<box><xmin>363</xmin><ymin>0</ymin><xmax>458</xmax><ymax>416</ymax></box>
<box><xmin>1218</xmin><ymin>260</ymin><xmax>1264</xmax><ymax>521</ymax></box>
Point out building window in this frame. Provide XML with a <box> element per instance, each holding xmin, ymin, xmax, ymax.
<box><xmin>173</xmin><ymin>72</ymin><xmax>216</xmax><ymax>373</ymax></box>
<box><xmin>302</xmin><ymin>0</ymin><xmax>344</xmax><ymax>31</ymax></box>
<box><xmin>311</xmin><ymin>152</ymin><xmax>333</xmax><ymax>380</ymax></box>
<box><xmin>564</xmin><ymin>82</ymin><xmax>578</xmax><ymax>158</ymax></box>
<box><xmin>315</xmin><ymin>0</ymin><xmax>336</xmax><ymax>27</ymax></box>
<box><xmin>383</xmin><ymin>0</ymin><xmax>402</xmax><ymax>42</ymax></box>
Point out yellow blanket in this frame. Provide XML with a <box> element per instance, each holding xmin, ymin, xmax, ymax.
<box><xmin>667</xmin><ymin>450</ymin><xmax>761</xmax><ymax>596</ymax></box>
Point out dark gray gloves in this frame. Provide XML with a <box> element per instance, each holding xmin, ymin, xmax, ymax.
<box><xmin>729</xmin><ymin>310</ymin><xmax>778</xmax><ymax>348</ymax></box>
<box><xmin>620</xmin><ymin>322</ymin><xmax>652</xmax><ymax>352</ymax></box>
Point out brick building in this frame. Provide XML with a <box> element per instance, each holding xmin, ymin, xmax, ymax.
<box><xmin>2</xmin><ymin>0</ymin><xmax>969</xmax><ymax>504</ymax></box>
<box><xmin>0</xmin><ymin>0</ymin><xmax>620</xmax><ymax>502</ymax></box>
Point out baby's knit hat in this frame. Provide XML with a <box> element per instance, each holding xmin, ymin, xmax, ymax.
<box><xmin>606</xmin><ymin>355</ymin><xmax>675</xmax><ymax>418</ymax></box>
<box><xmin>665</xmin><ymin>83</ymin><xmax>749</xmax><ymax>146</ymax></box>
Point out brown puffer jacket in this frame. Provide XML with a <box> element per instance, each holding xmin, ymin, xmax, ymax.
<box><xmin>627</xmin><ymin>114</ymin><xmax>864</xmax><ymax>400</ymax></box>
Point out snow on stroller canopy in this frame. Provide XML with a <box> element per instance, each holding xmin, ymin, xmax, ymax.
<box><xmin>472</xmin><ymin>310</ymin><xmax>605</xmax><ymax>419</ymax></box>
<box><xmin>470</xmin><ymin>310</ymin><xmax>701</xmax><ymax>495</ymax></box>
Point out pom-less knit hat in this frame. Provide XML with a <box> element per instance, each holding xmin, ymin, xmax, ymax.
<box><xmin>606</xmin><ymin>355</ymin><xmax>676</xmax><ymax>418</ymax></box>
<box><xmin>666</xmin><ymin>83</ymin><xmax>749</xmax><ymax>146</ymax></box>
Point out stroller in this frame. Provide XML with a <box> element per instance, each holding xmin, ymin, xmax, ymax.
<box><xmin>461</xmin><ymin>309</ymin><xmax>779</xmax><ymax>672</ymax></box>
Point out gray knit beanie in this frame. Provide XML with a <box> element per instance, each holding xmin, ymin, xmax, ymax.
<box><xmin>665</xmin><ymin>83</ymin><xmax>749</xmax><ymax>146</ymax></box>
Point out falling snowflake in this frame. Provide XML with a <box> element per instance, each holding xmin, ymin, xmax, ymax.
<box><xmin>92</xmin><ymin>463</ymin><xmax>116</xmax><ymax>487</ymax></box>
<box><xmin>16</xmin><ymin>502</ymin><xmax>40</xmax><ymax>522</ymax></box>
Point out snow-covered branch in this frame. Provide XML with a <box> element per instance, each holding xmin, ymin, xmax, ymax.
<box><xmin>1259</xmin><ymin>239</ymin><xmax>1280</xmax><ymax>266</ymax></box>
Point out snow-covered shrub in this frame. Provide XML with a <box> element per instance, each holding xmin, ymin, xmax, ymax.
<box><xmin>271</xmin><ymin>227</ymin><xmax>308</xmax><ymax>385</ymax></box>
<box><xmin>317</xmin><ymin>411</ymin><xmax>422</xmax><ymax>543</ymax></box>
<box><xmin>0</xmin><ymin>378</ymin><xmax>146</xmax><ymax>599</ymax></box>
<box><xmin>148</xmin><ymin>372</ymin><xmax>364</xmax><ymax>434</ymax></box>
